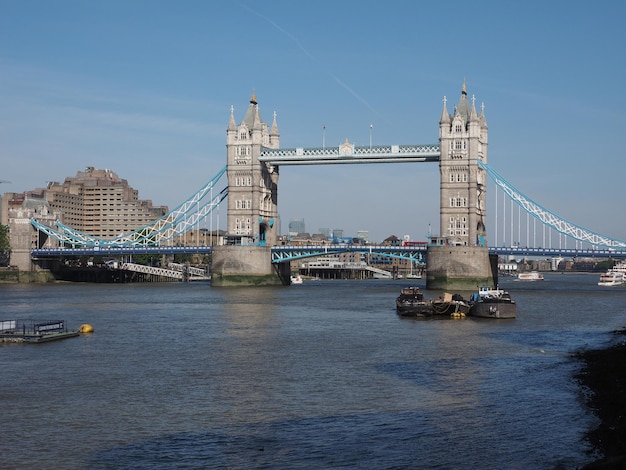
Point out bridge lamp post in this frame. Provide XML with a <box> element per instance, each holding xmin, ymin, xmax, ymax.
<box><xmin>369</xmin><ymin>123</ymin><xmax>373</xmax><ymax>149</ymax></box>
<box><xmin>323</xmin><ymin>124</ymin><xmax>326</xmax><ymax>150</ymax></box>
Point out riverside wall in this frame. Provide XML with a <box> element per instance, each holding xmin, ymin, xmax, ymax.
<box><xmin>0</xmin><ymin>268</ymin><xmax>56</xmax><ymax>283</ymax></box>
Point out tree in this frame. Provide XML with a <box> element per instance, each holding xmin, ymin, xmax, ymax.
<box><xmin>0</xmin><ymin>224</ymin><xmax>10</xmax><ymax>266</ymax></box>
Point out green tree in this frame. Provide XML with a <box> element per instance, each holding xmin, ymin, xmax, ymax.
<box><xmin>0</xmin><ymin>224</ymin><xmax>10</xmax><ymax>266</ymax></box>
<box><xmin>133</xmin><ymin>254</ymin><xmax>161</xmax><ymax>266</ymax></box>
<box><xmin>173</xmin><ymin>253</ymin><xmax>193</xmax><ymax>264</ymax></box>
<box><xmin>0</xmin><ymin>224</ymin><xmax>9</xmax><ymax>250</ymax></box>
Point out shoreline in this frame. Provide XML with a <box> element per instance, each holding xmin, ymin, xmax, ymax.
<box><xmin>576</xmin><ymin>329</ymin><xmax>626</xmax><ymax>468</ymax></box>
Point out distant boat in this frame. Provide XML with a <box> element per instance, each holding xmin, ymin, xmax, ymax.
<box><xmin>290</xmin><ymin>275</ymin><xmax>303</xmax><ymax>285</ymax></box>
<box><xmin>517</xmin><ymin>271</ymin><xmax>544</xmax><ymax>281</ymax></box>
<box><xmin>406</xmin><ymin>264</ymin><xmax>422</xmax><ymax>279</ymax></box>
<box><xmin>598</xmin><ymin>262</ymin><xmax>626</xmax><ymax>286</ymax></box>
<box><xmin>372</xmin><ymin>272</ymin><xmax>393</xmax><ymax>279</ymax></box>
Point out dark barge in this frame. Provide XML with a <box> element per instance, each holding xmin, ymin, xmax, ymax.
<box><xmin>396</xmin><ymin>287</ymin><xmax>470</xmax><ymax>318</ymax></box>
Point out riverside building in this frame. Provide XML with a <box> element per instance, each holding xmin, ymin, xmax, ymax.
<box><xmin>42</xmin><ymin>167</ymin><xmax>168</xmax><ymax>239</ymax></box>
<box><xmin>1</xmin><ymin>167</ymin><xmax>168</xmax><ymax>269</ymax></box>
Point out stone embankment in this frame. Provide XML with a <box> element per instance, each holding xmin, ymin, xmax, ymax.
<box><xmin>0</xmin><ymin>268</ymin><xmax>56</xmax><ymax>283</ymax></box>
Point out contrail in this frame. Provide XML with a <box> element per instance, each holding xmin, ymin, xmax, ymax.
<box><xmin>239</xmin><ymin>3</ymin><xmax>380</xmax><ymax>116</ymax></box>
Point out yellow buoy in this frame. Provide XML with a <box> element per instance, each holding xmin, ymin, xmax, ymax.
<box><xmin>79</xmin><ymin>324</ymin><xmax>94</xmax><ymax>333</ymax></box>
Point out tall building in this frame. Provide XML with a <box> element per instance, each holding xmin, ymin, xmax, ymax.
<box><xmin>356</xmin><ymin>230</ymin><xmax>369</xmax><ymax>243</ymax></box>
<box><xmin>225</xmin><ymin>93</ymin><xmax>280</xmax><ymax>246</ymax></box>
<box><xmin>42</xmin><ymin>167</ymin><xmax>168</xmax><ymax>239</ymax></box>
<box><xmin>288</xmin><ymin>218</ymin><xmax>305</xmax><ymax>236</ymax></box>
<box><xmin>2</xmin><ymin>167</ymin><xmax>168</xmax><ymax>241</ymax></box>
<box><xmin>438</xmin><ymin>81</ymin><xmax>488</xmax><ymax>247</ymax></box>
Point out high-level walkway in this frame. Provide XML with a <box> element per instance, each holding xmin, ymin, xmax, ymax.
<box><xmin>259</xmin><ymin>144</ymin><xmax>440</xmax><ymax>165</ymax></box>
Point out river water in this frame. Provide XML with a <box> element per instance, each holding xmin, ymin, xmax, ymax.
<box><xmin>1</xmin><ymin>273</ymin><xmax>625</xmax><ymax>469</ymax></box>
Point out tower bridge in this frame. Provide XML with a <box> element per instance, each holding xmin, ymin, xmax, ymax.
<box><xmin>28</xmin><ymin>83</ymin><xmax>626</xmax><ymax>286</ymax></box>
<box><xmin>212</xmin><ymin>83</ymin><xmax>491</xmax><ymax>287</ymax></box>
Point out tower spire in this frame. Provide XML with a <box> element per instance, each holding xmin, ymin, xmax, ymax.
<box><xmin>228</xmin><ymin>105</ymin><xmax>236</xmax><ymax>131</ymax></box>
<box><xmin>440</xmin><ymin>96</ymin><xmax>450</xmax><ymax>124</ymax></box>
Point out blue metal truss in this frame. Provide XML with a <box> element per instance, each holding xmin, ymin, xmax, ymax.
<box><xmin>31</xmin><ymin>167</ymin><xmax>228</xmax><ymax>248</ymax></box>
<box><xmin>271</xmin><ymin>245</ymin><xmax>426</xmax><ymax>263</ymax></box>
<box><xmin>480</xmin><ymin>160</ymin><xmax>626</xmax><ymax>249</ymax></box>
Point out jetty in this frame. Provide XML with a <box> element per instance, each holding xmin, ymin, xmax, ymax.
<box><xmin>0</xmin><ymin>319</ymin><xmax>80</xmax><ymax>343</ymax></box>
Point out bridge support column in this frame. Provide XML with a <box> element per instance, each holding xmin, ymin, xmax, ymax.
<box><xmin>210</xmin><ymin>246</ymin><xmax>282</xmax><ymax>287</ymax></box>
<box><xmin>426</xmin><ymin>245</ymin><xmax>495</xmax><ymax>291</ymax></box>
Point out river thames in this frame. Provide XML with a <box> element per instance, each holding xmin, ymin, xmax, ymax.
<box><xmin>1</xmin><ymin>273</ymin><xmax>625</xmax><ymax>469</ymax></box>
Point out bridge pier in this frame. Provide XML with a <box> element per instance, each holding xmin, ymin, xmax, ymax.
<box><xmin>210</xmin><ymin>246</ymin><xmax>283</xmax><ymax>287</ymax></box>
<box><xmin>425</xmin><ymin>245</ymin><xmax>496</xmax><ymax>291</ymax></box>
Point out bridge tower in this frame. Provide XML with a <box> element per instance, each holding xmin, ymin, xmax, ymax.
<box><xmin>224</xmin><ymin>92</ymin><xmax>280</xmax><ymax>246</ymax></box>
<box><xmin>438</xmin><ymin>81</ymin><xmax>488</xmax><ymax>247</ymax></box>
<box><xmin>211</xmin><ymin>93</ymin><xmax>286</xmax><ymax>286</ymax></box>
<box><xmin>427</xmin><ymin>82</ymin><xmax>496</xmax><ymax>289</ymax></box>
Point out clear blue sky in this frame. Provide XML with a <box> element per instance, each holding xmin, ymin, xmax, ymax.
<box><xmin>1</xmin><ymin>1</ymin><xmax>625</xmax><ymax>243</ymax></box>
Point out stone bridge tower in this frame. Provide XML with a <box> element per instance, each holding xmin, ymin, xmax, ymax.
<box><xmin>427</xmin><ymin>82</ymin><xmax>495</xmax><ymax>289</ymax></box>
<box><xmin>438</xmin><ymin>81</ymin><xmax>488</xmax><ymax>247</ymax></box>
<box><xmin>211</xmin><ymin>93</ymin><xmax>285</xmax><ymax>286</ymax></box>
<box><xmin>225</xmin><ymin>93</ymin><xmax>280</xmax><ymax>246</ymax></box>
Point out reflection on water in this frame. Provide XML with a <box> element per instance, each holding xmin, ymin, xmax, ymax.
<box><xmin>1</xmin><ymin>274</ymin><xmax>624</xmax><ymax>468</ymax></box>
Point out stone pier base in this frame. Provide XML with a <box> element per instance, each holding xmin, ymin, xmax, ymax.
<box><xmin>210</xmin><ymin>245</ymin><xmax>283</xmax><ymax>287</ymax></box>
<box><xmin>426</xmin><ymin>245</ymin><xmax>495</xmax><ymax>291</ymax></box>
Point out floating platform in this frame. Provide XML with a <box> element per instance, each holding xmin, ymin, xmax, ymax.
<box><xmin>0</xmin><ymin>319</ymin><xmax>80</xmax><ymax>344</ymax></box>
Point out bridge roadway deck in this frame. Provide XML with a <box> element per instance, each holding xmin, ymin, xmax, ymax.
<box><xmin>31</xmin><ymin>245</ymin><xmax>626</xmax><ymax>260</ymax></box>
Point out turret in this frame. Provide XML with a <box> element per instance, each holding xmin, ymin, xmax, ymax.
<box><xmin>269</xmin><ymin>111</ymin><xmax>280</xmax><ymax>148</ymax></box>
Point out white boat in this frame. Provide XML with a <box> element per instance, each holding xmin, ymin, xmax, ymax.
<box><xmin>598</xmin><ymin>262</ymin><xmax>626</xmax><ymax>286</ymax></box>
<box><xmin>290</xmin><ymin>275</ymin><xmax>303</xmax><ymax>285</ymax></box>
<box><xmin>598</xmin><ymin>271</ymin><xmax>624</xmax><ymax>286</ymax></box>
<box><xmin>406</xmin><ymin>263</ymin><xmax>422</xmax><ymax>279</ymax></box>
<box><xmin>517</xmin><ymin>271</ymin><xmax>544</xmax><ymax>281</ymax></box>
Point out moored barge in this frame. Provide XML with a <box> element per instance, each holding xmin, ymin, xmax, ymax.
<box><xmin>396</xmin><ymin>287</ymin><xmax>470</xmax><ymax>318</ymax></box>
<box><xmin>469</xmin><ymin>287</ymin><xmax>516</xmax><ymax>319</ymax></box>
